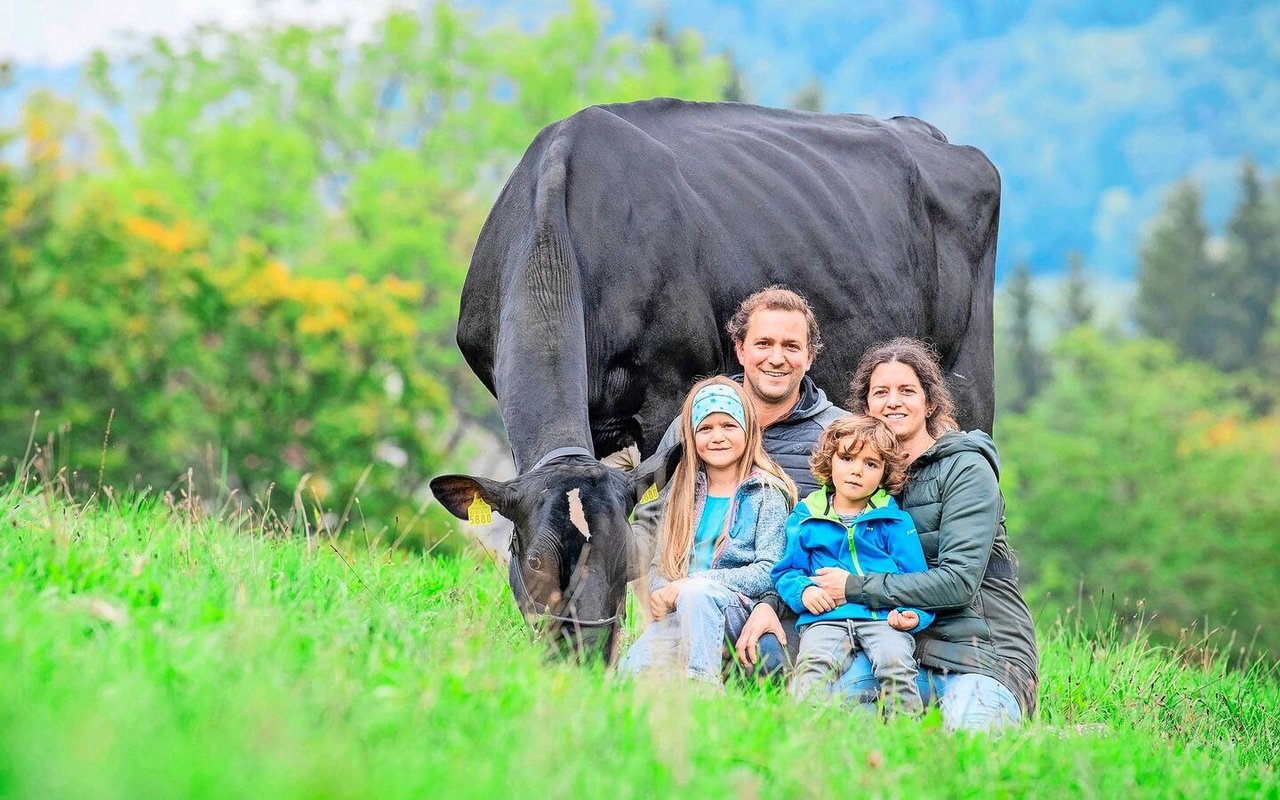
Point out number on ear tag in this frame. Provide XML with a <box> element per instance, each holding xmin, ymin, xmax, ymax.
<box><xmin>467</xmin><ymin>495</ymin><xmax>493</xmax><ymax>526</ymax></box>
<box><xmin>639</xmin><ymin>484</ymin><xmax>659</xmax><ymax>504</ymax></box>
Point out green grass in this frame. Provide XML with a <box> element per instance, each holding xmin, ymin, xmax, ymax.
<box><xmin>1</xmin><ymin>484</ymin><xmax>1277</xmax><ymax>799</ymax></box>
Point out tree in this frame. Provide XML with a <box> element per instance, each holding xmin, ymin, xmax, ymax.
<box><xmin>722</xmin><ymin>52</ymin><xmax>750</xmax><ymax>103</ymax></box>
<box><xmin>86</xmin><ymin>0</ymin><xmax>730</xmax><ymax>435</ymax></box>
<box><xmin>1060</xmin><ymin>250</ymin><xmax>1094</xmax><ymax>331</ymax></box>
<box><xmin>1136</xmin><ymin>181</ymin><xmax>1215</xmax><ymax>361</ymax></box>
<box><xmin>1000</xmin><ymin>328</ymin><xmax>1280</xmax><ymax>658</ymax></box>
<box><xmin>1220</xmin><ymin>160</ymin><xmax>1280</xmax><ymax>368</ymax></box>
<box><xmin>788</xmin><ymin>78</ymin><xmax>825</xmax><ymax>112</ymax></box>
<box><xmin>1005</xmin><ymin>260</ymin><xmax>1042</xmax><ymax>413</ymax></box>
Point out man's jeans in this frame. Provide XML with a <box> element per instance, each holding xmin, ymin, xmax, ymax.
<box><xmin>834</xmin><ymin>651</ymin><xmax>1022</xmax><ymax>731</ymax></box>
<box><xmin>619</xmin><ymin>578</ymin><xmax>751</xmax><ymax>683</ymax></box>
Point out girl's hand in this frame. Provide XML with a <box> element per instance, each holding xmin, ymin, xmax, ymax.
<box><xmin>888</xmin><ymin>609</ymin><xmax>919</xmax><ymax>631</ymax></box>
<box><xmin>813</xmin><ymin>567</ymin><xmax>850</xmax><ymax>606</ymax></box>
<box><xmin>802</xmin><ymin>585</ymin><xmax>835</xmax><ymax>614</ymax></box>
<box><xmin>648</xmin><ymin>579</ymin><xmax>686</xmax><ymax>620</ymax></box>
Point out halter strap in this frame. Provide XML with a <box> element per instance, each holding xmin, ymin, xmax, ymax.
<box><xmin>529</xmin><ymin>446</ymin><xmax>594</xmax><ymax>472</ymax></box>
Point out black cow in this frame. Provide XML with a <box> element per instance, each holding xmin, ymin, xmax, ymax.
<box><xmin>431</xmin><ymin>99</ymin><xmax>999</xmax><ymax>659</ymax></box>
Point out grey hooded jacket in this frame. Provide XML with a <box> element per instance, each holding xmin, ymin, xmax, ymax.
<box><xmin>842</xmin><ymin>431</ymin><xmax>1040</xmax><ymax>716</ymax></box>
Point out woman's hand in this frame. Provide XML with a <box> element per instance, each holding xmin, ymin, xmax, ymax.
<box><xmin>888</xmin><ymin>609</ymin><xmax>919</xmax><ymax>631</ymax></box>
<box><xmin>802</xmin><ymin>585</ymin><xmax>835</xmax><ymax>614</ymax></box>
<box><xmin>813</xmin><ymin>567</ymin><xmax>851</xmax><ymax>606</ymax></box>
<box><xmin>648</xmin><ymin>579</ymin><xmax>686</xmax><ymax>620</ymax></box>
<box><xmin>734</xmin><ymin>602</ymin><xmax>786</xmax><ymax>666</ymax></box>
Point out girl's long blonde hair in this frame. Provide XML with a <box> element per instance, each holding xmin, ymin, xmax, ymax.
<box><xmin>658</xmin><ymin>376</ymin><xmax>797</xmax><ymax>580</ymax></box>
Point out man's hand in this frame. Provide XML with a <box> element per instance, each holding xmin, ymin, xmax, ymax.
<box><xmin>734</xmin><ymin>602</ymin><xmax>786</xmax><ymax>667</ymax></box>
<box><xmin>802</xmin><ymin>585</ymin><xmax>835</xmax><ymax>614</ymax></box>
<box><xmin>888</xmin><ymin>609</ymin><xmax>919</xmax><ymax>631</ymax></box>
<box><xmin>813</xmin><ymin>567</ymin><xmax>851</xmax><ymax>605</ymax></box>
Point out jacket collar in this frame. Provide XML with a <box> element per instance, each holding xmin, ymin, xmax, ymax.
<box><xmin>799</xmin><ymin>486</ymin><xmax>899</xmax><ymax>523</ymax></box>
<box><xmin>728</xmin><ymin>374</ymin><xmax>833</xmax><ymax>425</ymax></box>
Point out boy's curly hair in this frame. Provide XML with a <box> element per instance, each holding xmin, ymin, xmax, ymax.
<box><xmin>809</xmin><ymin>415</ymin><xmax>908</xmax><ymax>496</ymax></box>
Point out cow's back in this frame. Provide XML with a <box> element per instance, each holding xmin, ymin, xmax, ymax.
<box><xmin>462</xmin><ymin>99</ymin><xmax>1000</xmax><ymax>460</ymax></box>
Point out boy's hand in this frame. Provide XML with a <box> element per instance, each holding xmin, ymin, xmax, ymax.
<box><xmin>888</xmin><ymin>609</ymin><xmax>919</xmax><ymax>631</ymax></box>
<box><xmin>802</xmin><ymin>585</ymin><xmax>835</xmax><ymax>614</ymax></box>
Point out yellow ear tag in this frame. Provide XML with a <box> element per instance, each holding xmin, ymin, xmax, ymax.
<box><xmin>467</xmin><ymin>495</ymin><xmax>493</xmax><ymax>526</ymax></box>
<box><xmin>639</xmin><ymin>483</ymin><xmax>659</xmax><ymax>504</ymax></box>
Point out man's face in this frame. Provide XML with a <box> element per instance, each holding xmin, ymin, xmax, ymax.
<box><xmin>733</xmin><ymin>308</ymin><xmax>815</xmax><ymax>409</ymax></box>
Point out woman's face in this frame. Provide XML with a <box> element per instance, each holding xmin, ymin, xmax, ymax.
<box><xmin>866</xmin><ymin>361</ymin><xmax>933</xmax><ymax>444</ymax></box>
<box><xmin>693</xmin><ymin>412</ymin><xmax>747</xmax><ymax>471</ymax></box>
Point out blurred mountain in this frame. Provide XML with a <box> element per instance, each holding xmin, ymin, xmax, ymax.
<box><xmin>601</xmin><ymin>1</ymin><xmax>1280</xmax><ymax>280</ymax></box>
<box><xmin>5</xmin><ymin>1</ymin><xmax>1275</xmax><ymax>281</ymax></box>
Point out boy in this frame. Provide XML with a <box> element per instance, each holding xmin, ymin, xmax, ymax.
<box><xmin>771</xmin><ymin>415</ymin><xmax>933</xmax><ymax>714</ymax></box>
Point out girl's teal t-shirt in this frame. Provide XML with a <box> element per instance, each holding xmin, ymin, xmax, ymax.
<box><xmin>691</xmin><ymin>494</ymin><xmax>731</xmax><ymax>573</ymax></box>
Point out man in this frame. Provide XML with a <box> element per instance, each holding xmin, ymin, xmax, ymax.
<box><xmin>631</xmin><ymin>285</ymin><xmax>846</xmax><ymax>672</ymax></box>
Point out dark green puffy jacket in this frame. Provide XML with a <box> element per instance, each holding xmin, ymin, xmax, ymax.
<box><xmin>843</xmin><ymin>431</ymin><xmax>1040</xmax><ymax>716</ymax></box>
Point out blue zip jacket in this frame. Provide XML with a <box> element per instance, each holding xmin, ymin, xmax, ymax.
<box><xmin>771</xmin><ymin>487</ymin><xmax>934</xmax><ymax>633</ymax></box>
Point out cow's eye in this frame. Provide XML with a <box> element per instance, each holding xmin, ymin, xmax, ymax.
<box><xmin>527</xmin><ymin>554</ymin><xmax>544</xmax><ymax>572</ymax></box>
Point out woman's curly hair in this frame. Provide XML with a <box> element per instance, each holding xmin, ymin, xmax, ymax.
<box><xmin>809</xmin><ymin>415</ymin><xmax>909</xmax><ymax>496</ymax></box>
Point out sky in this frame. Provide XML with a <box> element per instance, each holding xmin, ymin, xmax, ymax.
<box><xmin>4</xmin><ymin>1</ymin><xmax>1275</xmax><ymax>283</ymax></box>
<box><xmin>0</xmin><ymin>0</ymin><xmax>409</xmax><ymax>66</ymax></box>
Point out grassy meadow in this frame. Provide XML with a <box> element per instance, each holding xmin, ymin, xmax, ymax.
<box><xmin>1</xmin><ymin>481</ymin><xmax>1277</xmax><ymax>799</ymax></box>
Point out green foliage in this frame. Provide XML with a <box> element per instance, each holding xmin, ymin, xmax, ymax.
<box><xmin>91</xmin><ymin>3</ymin><xmax>728</xmax><ymax>274</ymax></box>
<box><xmin>1</xmin><ymin>1</ymin><xmax>733</xmax><ymax>544</ymax></box>
<box><xmin>0</xmin><ymin>100</ymin><xmax>455</xmax><ymax>548</ymax></box>
<box><xmin>81</xmin><ymin>0</ymin><xmax>728</xmax><ymax>432</ymax></box>
<box><xmin>1</xmin><ymin>486</ymin><xmax>1276</xmax><ymax>798</ymax></box>
<box><xmin>999</xmin><ymin>328</ymin><xmax>1280</xmax><ymax>659</ymax></box>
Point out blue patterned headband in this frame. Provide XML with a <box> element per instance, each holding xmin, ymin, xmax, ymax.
<box><xmin>690</xmin><ymin>384</ymin><xmax>747</xmax><ymax>431</ymax></box>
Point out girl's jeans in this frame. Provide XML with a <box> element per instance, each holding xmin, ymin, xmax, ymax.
<box><xmin>618</xmin><ymin>578</ymin><xmax>751</xmax><ymax>683</ymax></box>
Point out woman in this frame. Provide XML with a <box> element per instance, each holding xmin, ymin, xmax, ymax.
<box><xmin>749</xmin><ymin>337</ymin><xmax>1038</xmax><ymax>729</ymax></box>
<box><xmin>830</xmin><ymin>337</ymin><xmax>1038</xmax><ymax>727</ymax></box>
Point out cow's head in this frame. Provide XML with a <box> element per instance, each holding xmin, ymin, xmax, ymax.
<box><xmin>430</xmin><ymin>448</ymin><xmax>676</xmax><ymax>662</ymax></box>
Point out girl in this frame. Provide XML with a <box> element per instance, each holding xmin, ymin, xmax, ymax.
<box><xmin>619</xmin><ymin>376</ymin><xmax>797</xmax><ymax>684</ymax></box>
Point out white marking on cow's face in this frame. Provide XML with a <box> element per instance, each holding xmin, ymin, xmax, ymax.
<box><xmin>566</xmin><ymin>488</ymin><xmax>590</xmax><ymax>540</ymax></box>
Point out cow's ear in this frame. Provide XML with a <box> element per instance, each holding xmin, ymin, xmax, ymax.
<box><xmin>630</xmin><ymin>442</ymin><xmax>683</xmax><ymax>506</ymax></box>
<box><xmin>430</xmin><ymin>474</ymin><xmax>511</xmax><ymax>520</ymax></box>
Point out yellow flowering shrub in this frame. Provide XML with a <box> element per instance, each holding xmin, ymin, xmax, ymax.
<box><xmin>0</xmin><ymin>126</ymin><xmax>455</xmax><ymax>550</ymax></box>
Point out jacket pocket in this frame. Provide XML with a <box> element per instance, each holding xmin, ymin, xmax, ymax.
<box><xmin>930</xmin><ymin>599</ymin><xmax>991</xmax><ymax>645</ymax></box>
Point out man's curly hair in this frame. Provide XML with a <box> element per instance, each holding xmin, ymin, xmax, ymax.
<box><xmin>726</xmin><ymin>285</ymin><xmax>823</xmax><ymax>358</ymax></box>
<box><xmin>809</xmin><ymin>415</ymin><xmax>908</xmax><ymax>496</ymax></box>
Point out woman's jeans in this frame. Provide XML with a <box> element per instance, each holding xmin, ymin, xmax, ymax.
<box><xmin>619</xmin><ymin>578</ymin><xmax>751</xmax><ymax>683</ymax></box>
<box><xmin>834</xmin><ymin>651</ymin><xmax>1022</xmax><ymax>731</ymax></box>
